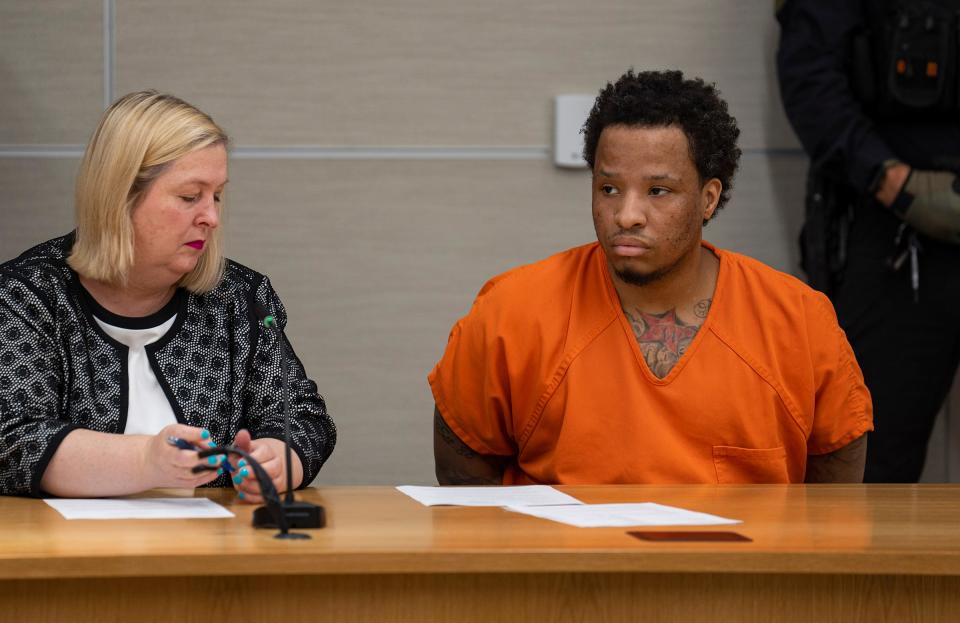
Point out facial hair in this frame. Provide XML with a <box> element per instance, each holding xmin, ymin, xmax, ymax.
<box><xmin>611</xmin><ymin>230</ymin><xmax>696</xmax><ymax>286</ymax></box>
<box><xmin>614</xmin><ymin>257</ymin><xmax>682</xmax><ymax>287</ymax></box>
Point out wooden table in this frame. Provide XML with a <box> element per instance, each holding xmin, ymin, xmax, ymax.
<box><xmin>0</xmin><ymin>485</ymin><xmax>958</xmax><ymax>622</ymax></box>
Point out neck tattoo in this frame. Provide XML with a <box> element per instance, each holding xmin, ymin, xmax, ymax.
<box><xmin>624</xmin><ymin>298</ymin><xmax>711</xmax><ymax>379</ymax></box>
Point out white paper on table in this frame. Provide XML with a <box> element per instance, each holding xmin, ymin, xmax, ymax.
<box><xmin>396</xmin><ymin>485</ymin><xmax>583</xmax><ymax>507</ymax></box>
<box><xmin>44</xmin><ymin>497</ymin><xmax>235</xmax><ymax>520</ymax></box>
<box><xmin>504</xmin><ymin>502</ymin><xmax>740</xmax><ymax>528</ymax></box>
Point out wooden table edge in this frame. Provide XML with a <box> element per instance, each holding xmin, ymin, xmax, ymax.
<box><xmin>4</xmin><ymin>550</ymin><xmax>960</xmax><ymax>580</ymax></box>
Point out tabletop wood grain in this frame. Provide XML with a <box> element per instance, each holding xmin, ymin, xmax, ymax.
<box><xmin>2</xmin><ymin>484</ymin><xmax>959</xmax><ymax>579</ymax></box>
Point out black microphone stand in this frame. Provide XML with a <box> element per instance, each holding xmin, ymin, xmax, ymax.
<box><xmin>196</xmin><ymin>446</ymin><xmax>308</xmax><ymax>540</ymax></box>
<box><xmin>250</xmin><ymin>308</ymin><xmax>325</xmax><ymax>532</ymax></box>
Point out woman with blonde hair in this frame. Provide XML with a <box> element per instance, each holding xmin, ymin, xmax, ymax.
<box><xmin>0</xmin><ymin>91</ymin><xmax>335</xmax><ymax>502</ymax></box>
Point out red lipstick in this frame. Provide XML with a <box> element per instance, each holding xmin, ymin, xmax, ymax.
<box><xmin>186</xmin><ymin>240</ymin><xmax>205</xmax><ymax>250</ymax></box>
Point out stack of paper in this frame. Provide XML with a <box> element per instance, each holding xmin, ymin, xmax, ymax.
<box><xmin>396</xmin><ymin>485</ymin><xmax>581</xmax><ymax>507</ymax></box>
<box><xmin>504</xmin><ymin>502</ymin><xmax>739</xmax><ymax>528</ymax></box>
<box><xmin>44</xmin><ymin>498</ymin><xmax>234</xmax><ymax>520</ymax></box>
<box><xmin>395</xmin><ymin>485</ymin><xmax>740</xmax><ymax>528</ymax></box>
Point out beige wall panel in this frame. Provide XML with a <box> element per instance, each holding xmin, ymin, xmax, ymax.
<box><xmin>0</xmin><ymin>159</ymin><xmax>78</xmax><ymax>262</ymax></box>
<box><xmin>116</xmin><ymin>0</ymin><xmax>797</xmax><ymax>150</ymax></box>
<box><xmin>223</xmin><ymin>154</ymin><xmax>804</xmax><ymax>484</ymax></box>
<box><xmin>706</xmin><ymin>153</ymin><xmax>806</xmax><ymax>275</ymax></box>
<box><xmin>224</xmin><ymin>158</ymin><xmax>591</xmax><ymax>484</ymax></box>
<box><xmin>0</xmin><ymin>2</ymin><xmax>103</xmax><ymax>144</ymax></box>
<box><xmin>922</xmin><ymin>369</ymin><xmax>960</xmax><ymax>482</ymax></box>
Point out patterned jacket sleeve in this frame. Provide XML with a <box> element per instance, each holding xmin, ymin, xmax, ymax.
<box><xmin>243</xmin><ymin>277</ymin><xmax>336</xmax><ymax>487</ymax></box>
<box><xmin>0</xmin><ymin>274</ymin><xmax>76</xmax><ymax>496</ymax></box>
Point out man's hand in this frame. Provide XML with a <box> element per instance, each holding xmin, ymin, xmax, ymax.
<box><xmin>874</xmin><ymin>161</ymin><xmax>911</xmax><ymax>208</ymax></box>
<box><xmin>433</xmin><ymin>407</ymin><xmax>507</xmax><ymax>485</ymax></box>
<box><xmin>879</xmin><ymin>165</ymin><xmax>960</xmax><ymax>243</ymax></box>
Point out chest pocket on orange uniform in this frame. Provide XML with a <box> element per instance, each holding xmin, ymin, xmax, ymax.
<box><xmin>713</xmin><ymin>445</ymin><xmax>790</xmax><ymax>483</ymax></box>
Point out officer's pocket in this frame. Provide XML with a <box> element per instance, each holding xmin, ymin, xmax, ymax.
<box><xmin>713</xmin><ymin>445</ymin><xmax>789</xmax><ymax>484</ymax></box>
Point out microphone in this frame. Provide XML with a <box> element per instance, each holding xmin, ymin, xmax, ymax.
<box><xmin>195</xmin><ymin>445</ymin><xmax>307</xmax><ymax>539</ymax></box>
<box><xmin>249</xmin><ymin>301</ymin><xmax>325</xmax><ymax>531</ymax></box>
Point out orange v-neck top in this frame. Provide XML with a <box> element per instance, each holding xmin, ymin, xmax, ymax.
<box><xmin>428</xmin><ymin>241</ymin><xmax>873</xmax><ymax>484</ymax></box>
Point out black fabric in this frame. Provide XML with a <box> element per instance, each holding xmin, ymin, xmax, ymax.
<box><xmin>777</xmin><ymin>0</ymin><xmax>960</xmax><ymax>192</ymax></box>
<box><xmin>0</xmin><ymin>233</ymin><xmax>336</xmax><ymax>496</ymax></box>
<box><xmin>81</xmin><ymin>282</ymin><xmax>183</xmax><ymax>330</ymax></box>
<box><xmin>833</xmin><ymin>202</ymin><xmax>960</xmax><ymax>482</ymax></box>
<box><xmin>778</xmin><ymin>0</ymin><xmax>960</xmax><ymax>482</ymax></box>
<box><xmin>856</xmin><ymin>0</ymin><xmax>960</xmax><ymax>117</ymax></box>
<box><xmin>889</xmin><ymin>185</ymin><xmax>914</xmax><ymax>219</ymax></box>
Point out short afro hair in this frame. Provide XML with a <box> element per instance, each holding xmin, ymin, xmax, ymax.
<box><xmin>582</xmin><ymin>69</ymin><xmax>741</xmax><ymax>218</ymax></box>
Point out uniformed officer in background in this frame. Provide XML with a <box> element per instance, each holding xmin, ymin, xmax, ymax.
<box><xmin>777</xmin><ymin>0</ymin><xmax>960</xmax><ymax>482</ymax></box>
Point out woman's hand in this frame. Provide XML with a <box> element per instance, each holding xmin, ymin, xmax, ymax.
<box><xmin>141</xmin><ymin>424</ymin><xmax>223</xmax><ymax>489</ymax></box>
<box><xmin>229</xmin><ymin>429</ymin><xmax>303</xmax><ymax>504</ymax></box>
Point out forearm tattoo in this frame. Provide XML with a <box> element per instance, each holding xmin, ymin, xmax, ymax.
<box><xmin>625</xmin><ymin>299</ymin><xmax>710</xmax><ymax>379</ymax></box>
<box><xmin>435</xmin><ymin>410</ymin><xmax>477</xmax><ymax>459</ymax></box>
<box><xmin>434</xmin><ymin>410</ymin><xmax>504</xmax><ymax>485</ymax></box>
<box><xmin>437</xmin><ymin>469</ymin><xmax>502</xmax><ymax>485</ymax></box>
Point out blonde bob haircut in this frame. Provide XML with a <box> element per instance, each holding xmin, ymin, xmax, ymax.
<box><xmin>68</xmin><ymin>90</ymin><xmax>229</xmax><ymax>293</ymax></box>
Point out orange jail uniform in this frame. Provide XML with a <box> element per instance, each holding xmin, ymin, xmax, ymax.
<box><xmin>428</xmin><ymin>241</ymin><xmax>873</xmax><ymax>484</ymax></box>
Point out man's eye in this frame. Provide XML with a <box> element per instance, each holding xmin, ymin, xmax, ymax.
<box><xmin>213</xmin><ymin>193</ymin><xmax>222</xmax><ymax>203</ymax></box>
<box><xmin>600</xmin><ymin>184</ymin><xmax>619</xmax><ymax>196</ymax></box>
<box><xmin>649</xmin><ymin>187</ymin><xmax>669</xmax><ymax>196</ymax></box>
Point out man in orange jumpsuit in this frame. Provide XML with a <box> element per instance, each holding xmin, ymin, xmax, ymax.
<box><xmin>430</xmin><ymin>70</ymin><xmax>872</xmax><ymax>485</ymax></box>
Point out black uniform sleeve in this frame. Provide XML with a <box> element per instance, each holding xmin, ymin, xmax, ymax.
<box><xmin>0</xmin><ymin>274</ymin><xmax>76</xmax><ymax>496</ymax></box>
<box><xmin>244</xmin><ymin>277</ymin><xmax>336</xmax><ymax>487</ymax></box>
<box><xmin>776</xmin><ymin>0</ymin><xmax>897</xmax><ymax>192</ymax></box>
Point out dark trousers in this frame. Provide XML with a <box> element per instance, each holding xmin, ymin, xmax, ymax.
<box><xmin>830</xmin><ymin>201</ymin><xmax>960</xmax><ymax>482</ymax></box>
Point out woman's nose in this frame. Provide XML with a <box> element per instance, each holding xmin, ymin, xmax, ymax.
<box><xmin>197</xmin><ymin>196</ymin><xmax>220</xmax><ymax>228</ymax></box>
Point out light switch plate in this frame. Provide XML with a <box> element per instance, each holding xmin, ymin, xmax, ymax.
<box><xmin>553</xmin><ymin>94</ymin><xmax>595</xmax><ymax>168</ymax></box>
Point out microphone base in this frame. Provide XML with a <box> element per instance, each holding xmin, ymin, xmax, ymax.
<box><xmin>253</xmin><ymin>500</ymin><xmax>326</xmax><ymax>530</ymax></box>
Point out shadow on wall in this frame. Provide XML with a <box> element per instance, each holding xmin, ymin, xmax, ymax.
<box><xmin>762</xmin><ymin>16</ymin><xmax>806</xmax><ymax>278</ymax></box>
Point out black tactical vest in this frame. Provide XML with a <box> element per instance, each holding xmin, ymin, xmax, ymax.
<box><xmin>853</xmin><ymin>0</ymin><xmax>960</xmax><ymax>117</ymax></box>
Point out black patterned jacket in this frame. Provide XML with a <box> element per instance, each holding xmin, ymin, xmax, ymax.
<box><xmin>0</xmin><ymin>234</ymin><xmax>336</xmax><ymax>496</ymax></box>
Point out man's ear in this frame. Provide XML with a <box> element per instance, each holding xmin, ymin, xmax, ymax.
<box><xmin>701</xmin><ymin>178</ymin><xmax>723</xmax><ymax>221</ymax></box>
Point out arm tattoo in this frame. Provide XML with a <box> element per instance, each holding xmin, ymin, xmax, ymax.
<box><xmin>433</xmin><ymin>409</ymin><xmax>505</xmax><ymax>485</ymax></box>
<box><xmin>624</xmin><ymin>303</ymin><xmax>708</xmax><ymax>378</ymax></box>
<box><xmin>436</xmin><ymin>469</ymin><xmax>502</xmax><ymax>486</ymax></box>
<box><xmin>435</xmin><ymin>410</ymin><xmax>476</xmax><ymax>459</ymax></box>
